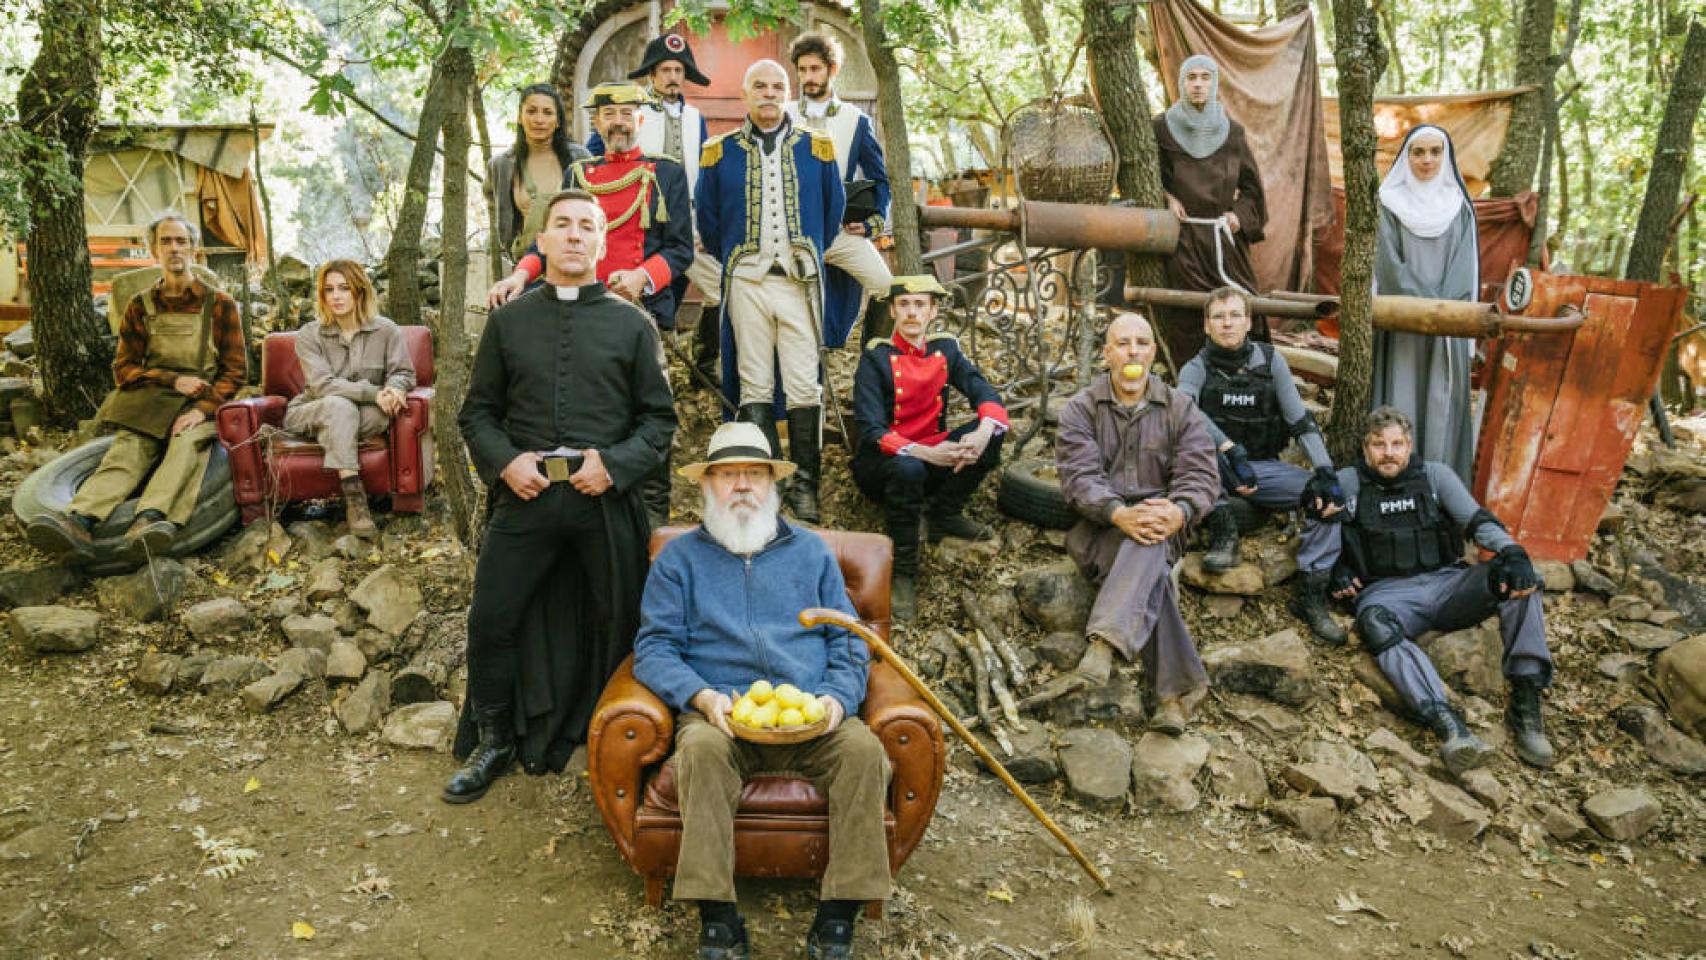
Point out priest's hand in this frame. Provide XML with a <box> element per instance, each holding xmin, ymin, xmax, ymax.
<box><xmin>818</xmin><ymin>695</ymin><xmax>846</xmax><ymax>733</ymax></box>
<box><xmin>501</xmin><ymin>452</ymin><xmax>549</xmax><ymax>500</ymax></box>
<box><xmin>691</xmin><ymin>688</ymin><xmax>735</xmax><ymax>737</ymax></box>
<box><xmin>569</xmin><ymin>449</ymin><xmax>614</xmax><ymax>496</ymax></box>
<box><xmin>170</xmin><ymin>408</ymin><xmax>206</xmax><ymax>437</ymax></box>
<box><xmin>487</xmin><ymin>270</ymin><xmax>529</xmax><ymax>308</ymax></box>
<box><xmin>608</xmin><ymin>269</ymin><xmax>648</xmax><ymax>302</ymax></box>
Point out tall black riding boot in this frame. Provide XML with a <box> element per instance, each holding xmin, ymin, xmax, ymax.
<box><xmin>641</xmin><ymin>449</ymin><xmax>673</xmax><ymax>529</ymax></box>
<box><xmin>1506</xmin><ymin>675</ymin><xmax>1556</xmax><ymax>769</ymax></box>
<box><xmin>1201</xmin><ymin>506</ymin><xmax>1241</xmax><ymax>573</ymax></box>
<box><xmin>736</xmin><ymin>403</ymin><xmax>782</xmax><ymax>459</ymax></box>
<box><xmin>693</xmin><ymin>304</ymin><xmax>722</xmax><ymax>389</ymax></box>
<box><xmin>1418</xmin><ymin>701</ymin><xmax>1493</xmax><ymax>775</ymax></box>
<box><xmin>1289</xmin><ymin>569</ymin><xmax>1348</xmax><ymax>645</ymax></box>
<box><xmin>783</xmin><ymin>406</ymin><xmax>822</xmax><ymax>524</ymax></box>
<box><xmin>925</xmin><ymin>467</ymin><xmax>995</xmax><ymax>543</ymax></box>
<box><xmin>886</xmin><ymin>496</ymin><xmax>923</xmax><ymax>621</ymax></box>
<box><xmin>441</xmin><ymin>702</ymin><xmax>516</xmax><ymax>804</ymax></box>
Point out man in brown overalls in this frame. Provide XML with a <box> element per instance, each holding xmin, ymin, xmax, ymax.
<box><xmin>27</xmin><ymin>212</ymin><xmax>247</xmax><ymax>565</ymax></box>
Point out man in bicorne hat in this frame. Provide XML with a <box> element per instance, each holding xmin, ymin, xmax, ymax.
<box><xmin>851</xmin><ymin>275</ymin><xmax>1006</xmax><ymax>620</ymax></box>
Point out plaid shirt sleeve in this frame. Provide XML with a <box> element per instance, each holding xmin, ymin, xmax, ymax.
<box><xmin>112</xmin><ymin>297</ymin><xmax>181</xmax><ymax>390</ymax></box>
<box><xmin>197</xmin><ymin>296</ymin><xmax>248</xmax><ymax>416</ymax></box>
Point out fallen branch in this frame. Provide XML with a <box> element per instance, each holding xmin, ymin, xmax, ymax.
<box><xmin>961</xmin><ymin>590</ymin><xmax>1027</xmax><ymax>691</ymax></box>
<box><xmin>975</xmin><ymin>628</ymin><xmax>1025</xmax><ymax>731</ymax></box>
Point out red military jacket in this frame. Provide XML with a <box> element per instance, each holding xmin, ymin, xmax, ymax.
<box><xmin>852</xmin><ymin>331</ymin><xmax>1009</xmax><ymax>456</ymax></box>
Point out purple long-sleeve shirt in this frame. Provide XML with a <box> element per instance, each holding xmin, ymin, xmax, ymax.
<box><xmin>1055</xmin><ymin>373</ymin><xmax>1221</xmax><ymax>532</ymax></box>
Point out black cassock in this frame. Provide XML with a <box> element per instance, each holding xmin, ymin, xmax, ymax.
<box><xmin>455</xmin><ymin>281</ymin><xmax>677</xmax><ymax>772</ymax></box>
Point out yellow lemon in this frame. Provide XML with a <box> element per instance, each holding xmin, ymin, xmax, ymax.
<box><xmin>801</xmin><ymin>698</ymin><xmax>827</xmax><ymax>724</ymax></box>
<box><xmin>777</xmin><ymin>708</ymin><xmax>806</xmax><ymax>728</ymax></box>
<box><xmin>774</xmin><ymin>684</ymin><xmax>804</xmax><ymax>710</ymax></box>
<box><xmin>749</xmin><ymin>701</ymin><xmax>780</xmax><ymax>729</ymax></box>
<box><xmin>1121</xmin><ymin>363</ymin><xmax>1146</xmax><ymax>381</ymax></box>
<box><xmin>731</xmin><ymin>696</ymin><xmax>757</xmax><ymax>727</ymax></box>
<box><xmin>746</xmin><ymin>680</ymin><xmax>775</xmax><ymax>705</ymax></box>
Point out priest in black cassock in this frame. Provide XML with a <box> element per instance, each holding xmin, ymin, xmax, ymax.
<box><xmin>446</xmin><ymin>188</ymin><xmax>678</xmax><ymax>804</ymax></box>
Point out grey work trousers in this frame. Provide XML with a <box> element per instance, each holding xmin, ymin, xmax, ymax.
<box><xmin>282</xmin><ymin>396</ymin><xmax>391</xmax><ymax>474</ymax></box>
<box><xmin>1216</xmin><ymin>458</ymin><xmax>1340</xmax><ymax>573</ymax></box>
<box><xmin>1070</xmin><ymin>526</ymin><xmax>1209</xmax><ymax>700</ymax></box>
<box><xmin>1355</xmin><ymin>563</ymin><xmax>1552</xmax><ymax>714</ymax></box>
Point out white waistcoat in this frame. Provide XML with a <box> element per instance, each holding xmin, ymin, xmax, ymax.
<box><xmin>636</xmin><ymin>100</ymin><xmax>704</xmax><ymax>198</ymax></box>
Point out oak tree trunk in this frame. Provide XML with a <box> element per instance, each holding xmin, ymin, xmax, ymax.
<box><xmin>1488</xmin><ymin>0</ymin><xmax>1559</xmax><ymax>196</ymax></box>
<box><xmin>17</xmin><ymin>0</ymin><xmax>112</xmax><ymax>423</ymax></box>
<box><xmin>857</xmin><ymin>0</ymin><xmax>924</xmax><ymax>274</ymax></box>
<box><xmin>1325</xmin><ymin>0</ymin><xmax>1388</xmax><ymax>464</ymax></box>
<box><xmin>1625</xmin><ymin>18</ymin><xmax>1705</xmax><ymax>285</ymax></box>
<box><xmin>384</xmin><ymin>59</ymin><xmax>454</xmax><ymax>326</ymax></box>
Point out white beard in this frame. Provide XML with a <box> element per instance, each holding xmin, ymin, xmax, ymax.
<box><xmin>701</xmin><ymin>484</ymin><xmax>781</xmax><ymax>556</ymax></box>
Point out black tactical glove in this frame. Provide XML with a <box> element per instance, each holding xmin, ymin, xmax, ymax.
<box><xmin>1300</xmin><ymin>466</ymin><xmax>1347</xmax><ymax>522</ymax></box>
<box><xmin>1219</xmin><ymin>443</ymin><xmax>1260</xmax><ymax>491</ymax></box>
<box><xmin>1328</xmin><ymin>563</ymin><xmax>1361</xmax><ymax>599</ymax></box>
<box><xmin>1488</xmin><ymin>545</ymin><xmax>1540</xmax><ymax>598</ymax></box>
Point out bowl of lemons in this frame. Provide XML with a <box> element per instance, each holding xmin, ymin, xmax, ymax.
<box><xmin>729</xmin><ymin>680</ymin><xmax>831</xmax><ymax>744</ymax></box>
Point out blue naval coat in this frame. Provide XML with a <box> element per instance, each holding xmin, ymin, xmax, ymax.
<box><xmin>695</xmin><ymin>119</ymin><xmax>846</xmax><ymax>413</ymax></box>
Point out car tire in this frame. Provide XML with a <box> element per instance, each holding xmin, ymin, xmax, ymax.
<box><xmin>996</xmin><ymin>457</ymin><xmax>1079</xmax><ymax>530</ymax></box>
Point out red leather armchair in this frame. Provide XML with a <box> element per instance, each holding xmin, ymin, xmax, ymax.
<box><xmin>217</xmin><ymin>329</ymin><xmax>435</xmax><ymax>524</ymax></box>
<box><xmin>589</xmin><ymin>526</ymin><xmax>947</xmax><ymax>911</ymax></box>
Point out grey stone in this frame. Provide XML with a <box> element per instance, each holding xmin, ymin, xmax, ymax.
<box><xmin>1206</xmin><ymin>739</ymin><xmax>1268</xmax><ymax>810</ymax></box>
<box><xmin>354</xmin><ymin>627</ymin><xmax>394</xmax><ymax>662</ymax></box>
<box><xmin>1056</xmin><ymin>727</ymin><xmax>1132</xmax><ymax>810</ymax></box>
<box><xmin>1353</xmin><ymin>656</ymin><xmax>1409</xmax><ymax>714</ymax></box>
<box><xmin>1130</xmin><ymin>732</ymin><xmax>1209</xmax><ymax>812</ymax></box>
<box><xmin>1299</xmin><ymin>740</ymin><xmax>1379</xmax><ymax>796</ymax></box>
<box><xmin>975</xmin><ymin>724</ymin><xmax>1058</xmax><ymax>784</ymax></box>
<box><xmin>1655</xmin><ymin>633</ymin><xmax>1706</xmax><ymax>739</ymax></box>
<box><xmin>1271</xmin><ymin>797</ymin><xmax>1338</xmax><ymax>841</ymax></box>
<box><xmin>133</xmin><ymin>650</ymin><xmax>180</xmax><ymax>695</ymax></box>
<box><xmin>1613</xmin><ymin>703</ymin><xmax>1706</xmax><ymax>776</ymax></box>
<box><xmin>1569</xmin><ymin>560</ymin><xmax>1617</xmax><ymax>597</ymax></box>
<box><xmin>95</xmin><ymin>560</ymin><xmax>187</xmax><ymax>621</ymax></box>
<box><xmin>934</xmin><ymin>536</ymin><xmax>1001</xmax><ymax>566</ymax></box>
<box><xmin>1364</xmin><ymin>727</ymin><xmax>1430</xmax><ymax>769</ymax></box>
<box><xmin>1419</xmin><ymin>778</ymin><xmax>1491</xmax><ymax>842</ymax></box>
<box><xmin>1014</xmin><ymin>561</ymin><xmax>1096</xmax><ymax>633</ymax></box>
<box><xmin>182</xmin><ymin>597</ymin><xmax>250</xmax><ymax>641</ymax></box>
<box><xmin>1452</xmin><ymin>768</ymin><xmax>1508</xmax><ymax>811</ymax></box>
<box><xmin>1647</xmin><ymin>608</ymin><xmax>1683</xmax><ymax>628</ymax></box>
<box><xmin>177</xmin><ymin>652</ymin><xmax>216</xmax><ymax>685</ymax></box>
<box><xmin>281</xmin><ymin>614</ymin><xmax>340</xmax><ymax>652</ymax></box>
<box><xmin>199</xmin><ymin>655</ymin><xmax>271</xmax><ymax>691</ymax></box>
<box><xmin>1223</xmin><ymin>693</ymin><xmax>1306</xmax><ymax>738</ymax></box>
<box><xmin>1609</xmin><ymin>594</ymin><xmax>1654</xmax><ymax>622</ymax></box>
<box><xmin>224</xmin><ymin>521</ymin><xmax>290</xmax><ymax>573</ymax></box>
<box><xmin>910</xmin><ymin>630</ymin><xmax>958</xmax><ymax>680</ymax></box>
<box><xmin>325</xmin><ymin>640</ymin><xmax>367</xmax><ymax>683</ymax></box>
<box><xmin>1255</xmin><ymin>545</ymin><xmax>1298</xmax><ymax>590</ymax></box>
<box><xmin>0</xmin><ymin>566</ymin><xmax>81</xmax><ymax>609</ymax></box>
<box><xmin>331</xmin><ymin>533</ymin><xmax>369</xmax><ymax>560</ymax></box>
<box><xmin>268</xmin><ymin>596</ymin><xmax>303</xmax><ymax>620</ymax></box>
<box><xmin>1201</xmin><ymin>628</ymin><xmax>1316</xmax><ymax>706</ymax></box>
<box><xmin>1201</xmin><ymin>595</ymin><xmax>1245</xmax><ymax>619</ymax></box>
<box><xmin>1080</xmin><ymin>677</ymin><xmax>1146</xmax><ymax>725</ymax></box>
<box><xmin>285</xmin><ymin>520</ymin><xmax>339</xmax><ymax>561</ymax></box>
<box><xmin>1621</xmin><ymin>622</ymin><xmax>1683</xmax><ymax>652</ymax></box>
<box><xmin>1281</xmin><ymin>762</ymin><xmax>1363</xmax><ymax>808</ymax></box>
<box><xmin>0</xmin><ymin>825</ymin><xmax>58</xmax><ymax>862</ymax></box>
<box><xmin>325</xmin><ymin>598</ymin><xmax>366</xmax><ymax>634</ymax></box>
<box><xmin>1417</xmin><ymin>623</ymin><xmax>1503</xmax><ymax>698</ymax></box>
<box><xmin>1033</xmin><ymin>631</ymin><xmax>1088</xmax><ymax>672</ymax></box>
<box><xmin>276</xmin><ymin>646</ymin><xmax>326</xmax><ymax>680</ymax></box>
<box><xmin>1179</xmin><ymin>554</ymin><xmax>1265</xmax><ymax>596</ymax></box>
<box><xmin>1581</xmin><ymin>788</ymin><xmax>1661</xmax><ymax>841</ymax></box>
<box><xmin>1531</xmin><ymin>801</ymin><xmax>1591</xmax><ymax>842</ymax></box>
<box><xmin>3</xmin><ymin>324</ymin><xmax>33</xmax><ymax>359</ymax></box>
<box><xmin>305</xmin><ymin>560</ymin><xmax>343</xmax><ymax>603</ymax></box>
<box><xmin>240</xmin><ymin>669</ymin><xmax>304</xmax><ymax>713</ymax></box>
<box><xmin>337</xmin><ymin>669</ymin><xmax>391</xmax><ymax>734</ymax></box>
<box><xmin>9</xmin><ymin>605</ymin><xmax>101</xmax><ymax>653</ymax></box>
<box><xmin>381</xmin><ymin>700</ymin><xmax>457</xmax><ymax>751</ymax></box>
<box><xmin>1534</xmin><ymin>559</ymin><xmax>1574</xmax><ymax>593</ymax></box>
<box><xmin>350</xmin><ymin>565</ymin><xmax>424</xmax><ymax>636</ymax></box>
<box><xmin>1597</xmin><ymin>653</ymin><xmax>1648</xmax><ymax>684</ymax></box>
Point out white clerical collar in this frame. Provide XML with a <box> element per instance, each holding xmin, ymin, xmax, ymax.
<box><xmin>553</xmin><ymin>282</ymin><xmax>602</xmax><ymax>300</ymax></box>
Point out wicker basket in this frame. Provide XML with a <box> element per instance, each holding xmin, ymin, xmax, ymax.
<box><xmin>732</xmin><ymin>714</ymin><xmax>832</xmax><ymax>744</ymax></box>
<box><xmin>1007</xmin><ymin>96</ymin><xmax>1116</xmax><ymax>205</ymax></box>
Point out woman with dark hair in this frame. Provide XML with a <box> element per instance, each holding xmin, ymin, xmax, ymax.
<box><xmin>486</xmin><ymin>83</ymin><xmax>591</xmax><ymax>266</ymax></box>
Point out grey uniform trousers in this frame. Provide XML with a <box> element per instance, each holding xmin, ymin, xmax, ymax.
<box><xmin>1216</xmin><ymin>458</ymin><xmax>1340</xmax><ymax>573</ymax></box>
<box><xmin>1070</xmin><ymin>527</ymin><xmax>1210</xmax><ymax>700</ymax></box>
<box><xmin>1355</xmin><ymin>563</ymin><xmax>1551</xmax><ymax>714</ymax></box>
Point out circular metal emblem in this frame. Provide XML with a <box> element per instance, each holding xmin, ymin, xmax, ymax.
<box><xmin>665</xmin><ymin>35</ymin><xmax>686</xmax><ymax>52</ymax></box>
<box><xmin>1504</xmin><ymin>267</ymin><xmax>1534</xmax><ymax>313</ymax></box>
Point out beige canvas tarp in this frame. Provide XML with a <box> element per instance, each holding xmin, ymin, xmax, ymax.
<box><xmin>1150</xmin><ymin>0</ymin><xmax>1334</xmax><ymax>294</ymax></box>
<box><xmin>1322</xmin><ymin>88</ymin><xmax>1534</xmax><ymax>196</ymax></box>
<box><xmin>84</xmin><ymin>126</ymin><xmax>270</xmax><ymax>263</ymax></box>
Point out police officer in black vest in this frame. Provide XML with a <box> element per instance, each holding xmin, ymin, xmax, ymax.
<box><xmin>1326</xmin><ymin>406</ymin><xmax>1554</xmax><ymax>773</ymax></box>
<box><xmin>1177</xmin><ymin>286</ymin><xmax>1347</xmax><ymax>643</ymax></box>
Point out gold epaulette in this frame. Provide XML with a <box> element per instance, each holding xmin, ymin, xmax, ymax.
<box><xmin>808</xmin><ymin>129</ymin><xmax>835</xmax><ymax>163</ymax></box>
<box><xmin>700</xmin><ymin>133</ymin><xmax>730</xmax><ymax>168</ymax></box>
<box><xmin>864</xmin><ymin>335</ymin><xmax>893</xmax><ymax>352</ymax></box>
<box><xmin>647</xmin><ymin>153</ymin><xmax>681</xmax><ymax>166</ymax></box>
<box><xmin>926</xmin><ymin>332</ymin><xmax>958</xmax><ymax>345</ymax></box>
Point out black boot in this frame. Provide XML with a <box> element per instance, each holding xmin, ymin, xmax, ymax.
<box><xmin>1202</xmin><ymin>506</ymin><xmax>1241</xmax><ymax>573</ymax></box>
<box><xmin>1418</xmin><ymin>701</ymin><xmax>1493</xmax><ymax>775</ymax></box>
<box><xmin>736</xmin><ymin>403</ymin><xmax>782</xmax><ymax>459</ymax></box>
<box><xmin>441</xmin><ymin>703</ymin><xmax>516</xmax><ymax>804</ymax></box>
<box><xmin>693</xmin><ymin>305</ymin><xmax>722</xmax><ymax>389</ymax></box>
<box><xmin>887</xmin><ymin>507</ymin><xmax>921</xmax><ymax>621</ymax></box>
<box><xmin>783</xmin><ymin>406</ymin><xmax>822</xmax><ymax>524</ymax></box>
<box><xmin>807</xmin><ymin>901</ymin><xmax>860</xmax><ymax>960</ymax></box>
<box><xmin>698</xmin><ymin>902</ymin><xmax>750</xmax><ymax>960</ymax></box>
<box><xmin>1506</xmin><ymin>675</ymin><xmax>1556</xmax><ymax>769</ymax></box>
<box><xmin>641</xmin><ymin>449</ymin><xmax>672</xmax><ymax>529</ymax></box>
<box><xmin>925</xmin><ymin>474</ymin><xmax>994</xmax><ymax>543</ymax></box>
<box><xmin>861</xmin><ymin>296</ymin><xmax>894</xmax><ymax>344</ymax></box>
<box><xmin>1289</xmin><ymin>570</ymin><xmax>1348</xmax><ymax>645</ymax></box>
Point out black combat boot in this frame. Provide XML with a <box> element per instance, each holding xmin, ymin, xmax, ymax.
<box><xmin>693</xmin><ymin>305</ymin><xmax>722</xmax><ymax>390</ymax></box>
<box><xmin>1506</xmin><ymin>675</ymin><xmax>1556</xmax><ymax>769</ymax></box>
<box><xmin>736</xmin><ymin>403</ymin><xmax>782</xmax><ymax>459</ymax></box>
<box><xmin>1418</xmin><ymin>701</ymin><xmax>1493</xmax><ymax>775</ymax></box>
<box><xmin>1289</xmin><ymin>570</ymin><xmax>1348</xmax><ymax>645</ymax></box>
<box><xmin>1201</xmin><ymin>506</ymin><xmax>1241</xmax><ymax>573</ymax></box>
<box><xmin>783</xmin><ymin>406</ymin><xmax>822</xmax><ymax>524</ymax></box>
<box><xmin>441</xmin><ymin>702</ymin><xmax>516</xmax><ymax>804</ymax></box>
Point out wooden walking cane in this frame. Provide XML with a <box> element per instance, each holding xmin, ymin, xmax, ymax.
<box><xmin>798</xmin><ymin>608</ymin><xmax>1114</xmax><ymax>895</ymax></box>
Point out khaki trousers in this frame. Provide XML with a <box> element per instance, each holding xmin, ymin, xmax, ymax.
<box><xmin>726</xmin><ymin>273</ymin><xmax>821</xmax><ymax>409</ymax></box>
<box><xmin>670</xmin><ymin>713</ymin><xmax>892</xmax><ymax>903</ymax></box>
<box><xmin>69</xmin><ymin>421</ymin><xmax>218</xmax><ymax>525</ymax></box>
<box><xmin>282</xmin><ymin>397</ymin><xmax>391</xmax><ymax>474</ymax></box>
<box><xmin>823</xmin><ymin>231</ymin><xmax>893</xmax><ymax>293</ymax></box>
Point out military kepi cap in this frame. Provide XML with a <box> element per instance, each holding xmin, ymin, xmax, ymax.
<box><xmin>583</xmin><ymin>81</ymin><xmax>653</xmax><ymax>110</ymax></box>
<box><xmin>883</xmin><ymin>275</ymin><xmax>950</xmax><ymax>299</ymax></box>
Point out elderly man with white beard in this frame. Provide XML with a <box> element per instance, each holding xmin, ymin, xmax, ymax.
<box><xmin>633</xmin><ymin>421</ymin><xmax>890</xmax><ymax>960</ymax></box>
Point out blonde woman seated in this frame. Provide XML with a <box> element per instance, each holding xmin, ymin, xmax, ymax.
<box><xmin>284</xmin><ymin>260</ymin><xmax>416</xmax><ymax>538</ymax></box>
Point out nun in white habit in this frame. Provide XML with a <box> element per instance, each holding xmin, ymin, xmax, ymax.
<box><xmin>1372</xmin><ymin>124</ymin><xmax>1480</xmax><ymax>484</ymax></box>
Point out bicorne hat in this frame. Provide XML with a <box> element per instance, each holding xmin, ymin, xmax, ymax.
<box><xmin>628</xmin><ymin>33</ymin><xmax>711</xmax><ymax>87</ymax></box>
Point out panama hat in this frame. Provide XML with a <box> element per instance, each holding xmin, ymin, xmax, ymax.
<box><xmin>678</xmin><ymin>422</ymin><xmax>796</xmax><ymax>482</ymax></box>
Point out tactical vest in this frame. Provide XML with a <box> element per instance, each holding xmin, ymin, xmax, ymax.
<box><xmin>1342</xmin><ymin>459</ymin><xmax>1464</xmax><ymax>581</ymax></box>
<box><xmin>1196</xmin><ymin>343</ymin><xmax>1285</xmax><ymax>460</ymax></box>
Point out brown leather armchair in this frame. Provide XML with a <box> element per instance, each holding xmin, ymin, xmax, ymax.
<box><xmin>588</xmin><ymin>526</ymin><xmax>947</xmax><ymax>911</ymax></box>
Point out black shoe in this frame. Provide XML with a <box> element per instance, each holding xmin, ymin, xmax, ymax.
<box><xmin>27</xmin><ymin>513</ymin><xmax>97</xmax><ymax>566</ymax></box>
<box><xmin>693</xmin><ymin>305</ymin><xmax>722</xmax><ymax>390</ymax></box>
<box><xmin>736</xmin><ymin>403</ymin><xmax>782</xmax><ymax>459</ymax></box>
<box><xmin>806</xmin><ymin>918</ymin><xmax>855</xmax><ymax>960</ymax></box>
<box><xmin>926</xmin><ymin>511</ymin><xmax>993</xmax><ymax>543</ymax></box>
<box><xmin>783</xmin><ymin>407</ymin><xmax>822</xmax><ymax>524</ymax></box>
<box><xmin>891</xmin><ymin>573</ymin><xmax>916</xmax><ymax>621</ymax></box>
<box><xmin>1506</xmin><ymin>675</ymin><xmax>1555</xmax><ymax>769</ymax></box>
<box><xmin>1289</xmin><ymin>570</ymin><xmax>1348</xmax><ymax>645</ymax></box>
<box><xmin>441</xmin><ymin>703</ymin><xmax>516</xmax><ymax>804</ymax></box>
<box><xmin>124</xmin><ymin>511</ymin><xmax>177</xmax><ymax>562</ymax></box>
<box><xmin>1418</xmin><ymin>701</ymin><xmax>1493</xmax><ymax>775</ymax></box>
<box><xmin>1201</xmin><ymin>507</ymin><xmax>1241</xmax><ymax>573</ymax></box>
<box><xmin>698</xmin><ymin>919</ymin><xmax>750</xmax><ymax>960</ymax></box>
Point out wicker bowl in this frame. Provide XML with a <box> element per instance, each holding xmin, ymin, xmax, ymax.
<box><xmin>732</xmin><ymin>714</ymin><xmax>831</xmax><ymax>744</ymax></box>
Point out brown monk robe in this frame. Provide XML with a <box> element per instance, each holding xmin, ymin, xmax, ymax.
<box><xmin>1152</xmin><ymin>54</ymin><xmax>1267</xmax><ymax>365</ymax></box>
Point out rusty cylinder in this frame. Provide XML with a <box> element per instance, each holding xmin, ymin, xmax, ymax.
<box><xmin>1123</xmin><ymin>285</ymin><xmax>1338</xmax><ymax>319</ymax></box>
<box><xmin>1368</xmin><ymin>296</ymin><xmax>1585</xmax><ymax>337</ymax></box>
<box><xmin>918</xmin><ymin>201</ymin><xmax>1179</xmax><ymax>254</ymax></box>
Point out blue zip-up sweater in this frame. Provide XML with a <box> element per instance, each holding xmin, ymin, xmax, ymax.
<box><xmin>633</xmin><ymin>519</ymin><xmax>868</xmax><ymax>716</ymax></box>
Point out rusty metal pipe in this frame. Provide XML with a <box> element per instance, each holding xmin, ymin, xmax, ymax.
<box><xmin>918</xmin><ymin>201</ymin><xmax>1179</xmax><ymax>253</ymax></box>
<box><xmin>1124</xmin><ymin>285</ymin><xmax>1337</xmax><ymax>319</ymax></box>
<box><xmin>1370</xmin><ymin>296</ymin><xmax>1585</xmax><ymax>336</ymax></box>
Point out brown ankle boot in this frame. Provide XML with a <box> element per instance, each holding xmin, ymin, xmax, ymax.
<box><xmin>341</xmin><ymin>476</ymin><xmax>377</xmax><ymax>539</ymax></box>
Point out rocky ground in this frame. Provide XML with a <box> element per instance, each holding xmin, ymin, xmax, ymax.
<box><xmin>1</xmin><ymin>353</ymin><xmax>1704</xmax><ymax>959</ymax></box>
